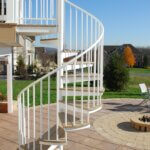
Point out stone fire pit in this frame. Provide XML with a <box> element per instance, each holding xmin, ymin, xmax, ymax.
<box><xmin>130</xmin><ymin>115</ymin><xmax>150</xmax><ymax>132</ymax></box>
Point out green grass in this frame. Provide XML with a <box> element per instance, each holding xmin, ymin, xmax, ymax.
<box><xmin>0</xmin><ymin>68</ymin><xmax>150</xmax><ymax>104</ymax></box>
<box><xmin>0</xmin><ymin>80</ymin><xmax>32</xmax><ymax>100</ymax></box>
<box><xmin>0</xmin><ymin>78</ymin><xmax>56</xmax><ymax>106</ymax></box>
<box><xmin>129</xmin><ymin>68</ymin><xmax>150</xmax><ymax>74</ymax></box>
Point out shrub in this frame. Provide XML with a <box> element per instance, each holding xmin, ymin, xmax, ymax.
<box><xmin>0</xmin><ymin>92</ymin><xmax>7</xmax><ymax>102</ymax></box>
<box><xmin>104</xmin><ymin>52</ymin><xmax>129</xmax><ymax>91</ymax></box>
<box><xmin>143</xmin><ymin>55</ymin><xmax>149</xmax><ymax>68</ymax></box>
<box><xmin>27</xmin><ymin>64</ymin><xmax>37</xmax><ymax>74</ymax></box>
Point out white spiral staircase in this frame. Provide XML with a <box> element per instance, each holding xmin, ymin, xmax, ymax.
<box><xmin>17</xmin><ymin>0</ymin><xmax>104</xmax><ymax>149</ymax></box>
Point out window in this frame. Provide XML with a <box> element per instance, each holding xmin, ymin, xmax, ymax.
<box><xmin>0</xmin><ymin>0</ymin><xmax>7</xmax><ymax>15</ymax></box>
<box><xmin>28</xmin><ymin>55</ymin><xmax>31</xmax><ymax>65</ymax></box>
<box><xmin>4</xmin><ymin>0</ymin><xmax>6</xmax><ymax>15</ymax></box>
<box><xmin>0</xmin><ymin>0</ymin><xmax>1</xmax><ymax>15</ymax></box>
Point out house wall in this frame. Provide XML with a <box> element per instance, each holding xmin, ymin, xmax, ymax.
<box><xmin>0</xmin><ymin>38</ymin><xmax>35</xmax><ymax>73</ymax></box>
<box><xmin>13</xmin><ymin>38</ymin><xmax>35</xmax><ymax>70</ymax></box>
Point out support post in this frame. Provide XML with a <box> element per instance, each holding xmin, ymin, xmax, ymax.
<box><xmin>7</xmin><ymin>54</ymin><xmax>13</xmax><ymax>113</ymax></box>
<box><xmin>56</xmin><ymin>0</ymin><xmax>65</xmax><ymax>141</ymax></box>
<box><xmin>57</xmin><ymin>0</ymin><xmax>65</xmax><ymax>89</ymax></box>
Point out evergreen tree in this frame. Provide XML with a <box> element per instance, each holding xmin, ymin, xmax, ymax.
<box><xmin>104</xmin><ymin>52</ymin><xmax>129</xmax><ymax>91</ymax></box>
<box><xmin>143</xmin><ymin>55</ymin><xmax>148</xmax><ymax>68</ymax></box>
<box><xmin>15</xmin><ymin>55</ymin><xmax>27</xmax><ymax>79</ymax></box>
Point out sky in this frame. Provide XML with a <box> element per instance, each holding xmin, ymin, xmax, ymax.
<box><xmin>69</xmin><ymin>0</ymin><xmax>150</xmax><ymax>47</ymax></box>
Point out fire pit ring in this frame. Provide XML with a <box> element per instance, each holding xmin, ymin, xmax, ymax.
<box><xmin>130</xmin><ymin>116</ymin><xmax>150</xmax><ymax>132</ymax></box>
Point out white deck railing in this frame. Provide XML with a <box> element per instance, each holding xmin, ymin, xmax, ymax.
<box><xmin>19</xmin><ymin>0</ymin><xmax>57</xmax><ymax>24</ymax></box>
<box><xmin>18</xmin><ymin>0</ymin><xmax>104</xmax><ymax>149</ymax></box>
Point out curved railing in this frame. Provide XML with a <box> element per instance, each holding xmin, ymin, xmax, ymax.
<box><xmin>18</xmin><ymin>0</ymin><xmax>104</xmax><ymax>149</ymax></box>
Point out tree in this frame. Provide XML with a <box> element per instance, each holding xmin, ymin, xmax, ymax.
<box><xmin>143</xmin><ymin>55</ymin><xmax>149</xmax><ymax>68</ymax></box>
<box><xmin>104</xmin><ymin>52</ymin><xmax>129</xmax><ymax>91</ymax></box>
<box><xmin>124</xmin><ymin>46</ymin><xmax>136</xmax><ymax>67</ymax></box>
<box><xmin>15</xmin><ymin>55</ymin><xmax>27</xmax><ymax>79</ymax></box>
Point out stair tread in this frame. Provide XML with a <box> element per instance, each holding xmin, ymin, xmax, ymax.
<box><xmin>62</xmin><ymin>100</ymin><xmax>101</xmax><ymax>111</ymax></box>
<box><xmin>62</xmin><ymin>49</ymin><xmax>81</xmax><ymax>53</ymax></box>
<box><xmin>61</xmin><ymin>73</ymin><xmax>99</xmax><ymax>77</ymax></box>
<box><xmin>40</xmin><ymin>38</ymin><xmax>58</xmax><ymax>41</ymax></box>
<box><xmin>64</xmin><ymin>123</ymin><xmax>90</xmax><ymax>130</ymax></box>
<box><xmin>39</xmin><ymin>139</ymin><xmax>66</xmax><ymax>145</ymax></box>
<box><xmin>63</xmin><ymin>61</ymin><xmax>94</xmax><ymax>65</ymax></box>
<box><xmin>60</xmin><ymin>87</ymin><xmax>104</xmax><ymax>92</ymax></box>
<box><xmin>39</xmin><ymin>125</ymin><xmax>66</xmax><ymax>146</ymax></box>
<box><xmin>59</xmin><ymin>112</ymin><xmax>90</xmax><ymax>131</ymax></box>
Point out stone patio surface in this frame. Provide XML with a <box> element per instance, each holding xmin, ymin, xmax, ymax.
<box><xmin>0</xmin><ymin>99</ymin><xmax>150</xmax><ymax>150</ymax></box>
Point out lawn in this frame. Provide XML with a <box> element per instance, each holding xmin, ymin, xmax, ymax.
<box><xmin>0</xmin><ymin>68</ymin><xmax>150</xmax><ymax>104</ymax></box>
<box><xmin>0</xmin><ymin>78</ymin><xmax>57</xmax><ymax>105</ymax></box>
<box><xmin>129</xmin><ymin>68</ymin><xmax>150</xmax><ymax>74</ymax></box>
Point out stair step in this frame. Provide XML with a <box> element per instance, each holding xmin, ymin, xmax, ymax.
<box><xmin>63</xmin><ymin>55</ymin><xmax>76</xmax><ymax>62</ymax></box>
<box><xmin>62</xmin><ymin>49</ymin><xmax>81</xmax><ymax>53</ymax></box>
<box><xmin>39</xmin><ymin>139</ymin><xmax>66</xmax><ymax>146</ymax></box>
<box><xmin>60</xmin><ymin>87</ymin><xmax>104</xmax><ymax>96</ymax></box>
<box><xmin>16</xmin><ymin>24</ymin><xmax>57</xmax><ymax>36</ymax></box>
<box><xmin>40</xmin><ymin>38</ymin><xmax>58</xmax><ymax>45</ymax></box>
<box><xmin>61</xmin><ymin>73</ymin><xmax>100</xmax><ymax>83</ymax></box>
<box><xmin>63</xmin><ymin>61</ymin><xmax>94</xmax><ymax>65</ymax></box>
<box><xmin>59</xmin><ymin>112</ymin><xmax>90</xmax><ymax>132</ymax></box>
<box><xmin>39</xmin><ymin>125</ymin><xmax>66</xmax><ymax>146</ymax></box>
<box><xmin>60</xmin><ymin>87</ymin><xmax>104</xmax><ymax>92</ymax></box>
<box><xmin>63</xmin><ymin>61</ymin><xmax>94</xmax><ymax>71</ymax></box>
<box><xmin>64</xmin><ymin>100</ymin><xmax>102</xmax><ymax>113</ymax></box>
<box><xmin>62</xmin><ymin>73</ymin><xmax>99</xmax><ymax>78</ymax></box>
<box><xmin>60</xmin><ymin>99</ymin><xmax>102</xmax><ymax>115</ymax></box>
<box><xmin>64</xmin><ymin>123</ymin><xmax>90</xmax><ymax>132</ymax></box>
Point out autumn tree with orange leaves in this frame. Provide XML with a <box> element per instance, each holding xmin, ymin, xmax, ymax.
<box><xmin>124</xmin><ymin>46</ymin><xmax>136</xmax><ymax>67</ymax></box>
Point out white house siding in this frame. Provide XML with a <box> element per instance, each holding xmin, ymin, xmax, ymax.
<box><xmin>13</xmin><ymin>38</ymin><xmax>35</xmax><ymax>70</ymax></box>
<box><xmin>0</xmin><ymin>38</ymin><xmax>35</xmax><ymax>74</ymax></box>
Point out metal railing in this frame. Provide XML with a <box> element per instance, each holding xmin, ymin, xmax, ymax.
<box><xmin>18</xmin><ymin>0</ymin><xmax>104</xmax><ymax>149</ymax></box>
<box><xmin>19</xmin><ymin>0</ymin><xmax>57</xmax><ymax>24</ymax></box>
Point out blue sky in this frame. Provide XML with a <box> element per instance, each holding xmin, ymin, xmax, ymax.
<box><xmin>69</xmin><ymin>0</ymin><xmax>150</xmax><ymax>47</ymax></box>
